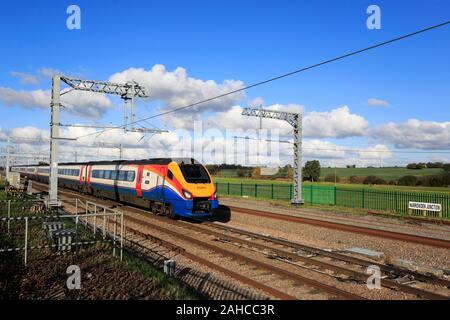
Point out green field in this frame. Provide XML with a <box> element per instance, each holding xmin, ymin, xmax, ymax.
<box><xmin>214</xmin><ymin>167</ymin><xmax>445</xmax><ymax>181</ymax></box>
<box><xmin>213</xmin><ymin>178</ymin><xmax>450</xmax><ymax>218</ymax></box>
<box><xmin>320</xmin><ymin>167</ymin><xmax>444</xmax><ymax>180</ymax></box>
<box><xmin>212</xmin><ymin>176</ymin><xmax>450</xmax><ymax>193</ymax></box>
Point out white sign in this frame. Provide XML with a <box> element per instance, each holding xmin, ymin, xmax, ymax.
<box><xmin>408</xmin><ymin>201</ymin><xmax>442</xmax><ymax>212</ymax></box>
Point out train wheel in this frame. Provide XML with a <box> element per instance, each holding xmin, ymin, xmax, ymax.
<box><xmin>166</xmin><ymin>206</ymin><xmax>178</xmax><ymax>220</ymax></box>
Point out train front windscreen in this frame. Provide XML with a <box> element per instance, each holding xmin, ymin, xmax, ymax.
<box><xmin>180</xmin><ymin>164</ymin><xmax>211</xmax><ymax>183</ymax></box>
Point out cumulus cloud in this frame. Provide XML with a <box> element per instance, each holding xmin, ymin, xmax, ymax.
<box><xmin>0</xmin><ymin>87</ymin><xmax>112</xmax><ymax>118</ymax></box>
<box><xmin>108</xmin><ymin>64</ymin><xmax>245</xmax><ymax>114</ymax></box>
<box><xmin>303</xmin><ymin>106</ymin><xmax>368</xmax><ymax>138</ymax></box>
<box><xmin>370</xmin><ymin>119</ymin><xmax>450</xmax><ymax>149</ymax></box>
<box><xmin>9</xmin><ymin>71</ymin><xmax>40</xmax><ymax>85</ymax></box>
<box><xmin>368</xmin><ymin>98</ymin><xmax>389</xmax><ymax>107</ymax></box>
<box><xmin>205</xmin><ymin>104</ymin><xmax>368</xmax><ymax>139</ymax></box>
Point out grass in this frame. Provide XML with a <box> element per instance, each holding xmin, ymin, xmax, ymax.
<box><xmin>212</xmin><ymin>176</ymin><xmax>450</xmax><ymax>194</ymax></box>
<box><xmin>0</xmin><ymin>191</ymin><xmax>199</xmax><ymax>300</ymax></box>
<box><xmin>120</xmin><ymin>251</ymin><xmax>198</xmax><ymax>300</ymax></box>
<box><xmin>320</xmin><ymin>167</ymin><xmax>444</xmax><ymax>180</ymax></box>
<box><xmin>214</xmin><ymin>167</ymin><xmax>446</xmax><ymax>181</ymax></box>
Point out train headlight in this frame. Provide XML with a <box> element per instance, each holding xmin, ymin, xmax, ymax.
<box><xmin>183</xmin><ymin>189</ymin><xmax>192</xmax><ymax>199</ymax></box>
<box><xmin>214</xmin><ymin>191</ymin><xmax>217</xmax><ymax>199</ymax></box>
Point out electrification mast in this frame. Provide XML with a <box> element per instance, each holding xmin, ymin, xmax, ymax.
<box><xmin>49</xmin><ymin>76</ymin><xmax>159</xmax><ymax>206</ymax></box>
<box><xmin>242</xmin><ymin>107</ymin><xmax>304</xmax><ymax>204</ymax></box>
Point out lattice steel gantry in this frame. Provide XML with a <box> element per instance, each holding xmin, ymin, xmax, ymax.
<box><xmin>48</xmin><ymin>75</ymin><xmax>156</xmax><ymax>206</ymax></box>
<box><xmin>242</xmin><ymin>107</ymin><xmax>304</xmax><ymax>204</ymax></box>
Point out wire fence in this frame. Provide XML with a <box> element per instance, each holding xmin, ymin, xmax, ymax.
<box><xmin>215</xmin><ymin>182</ymin><xmax>450</xmax><ymax>219</ymax></box>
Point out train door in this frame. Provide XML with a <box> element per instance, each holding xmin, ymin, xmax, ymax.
<box><xmin>135</xmin><ymin>165</ymin><xmax>144</xmax><ymax>197</ymax></box>
<box><xmin>156</xmin><ymin>167</ymin><xmax>166</xmax><ymax>201</ymax></box>
<box><xmin>79</xmin><ymin>165</ymin><xmax>85</xmax><ymax>191</ymax></box>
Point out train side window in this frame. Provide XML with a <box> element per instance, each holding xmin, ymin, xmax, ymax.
<box><xmin>127</xmin><ymin>171</ymin><xmax>135</xmax><ymax>182</ymax></box>
<box><xmin>167</xmin><ymin>170</ymin><xmax>173</xmax><ymax>180</ymax></box>
<box><xmin>118</xmin><ymin>170</ymin><xmax>126</xmax><ymax>181</ymax></box>
<box><xmin>110</xmin><ymin>170</ymin><xmax>118</xmax><ymax>180</ymax></box>
<box><xmin>103</xmin><ymin>170</ymin><xmax>111</xmax><ymax>180</ymax></box>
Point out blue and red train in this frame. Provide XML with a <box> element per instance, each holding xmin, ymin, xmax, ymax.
<box><xmin>11</xmin><ymin>158</ymin><xmax>218</xmax><ymax>219</ymax></box>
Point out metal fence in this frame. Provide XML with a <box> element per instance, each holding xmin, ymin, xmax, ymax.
<box><xmin>215</xmin><ymin>182</ymin><xmax>450</xmax><ymax>219</ymax></box>
<box><xmin>0</xmin><ymin>198</ymin><xmax>124</xmax><ymax>265</ymax></box>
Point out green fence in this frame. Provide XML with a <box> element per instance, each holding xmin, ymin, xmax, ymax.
<box><xmin>215</xmin><ymin>182</ymin><xmax>450</xmax><ymax>219</ymax></box>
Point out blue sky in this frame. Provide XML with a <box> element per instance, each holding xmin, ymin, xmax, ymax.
<box><xmin>0</xmin><ymin>0</ymin><xmax>449</xmax><ymax>165</ymax></box>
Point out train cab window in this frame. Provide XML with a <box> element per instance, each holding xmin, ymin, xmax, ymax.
<box><xmin>179</xmin><ymin>164</ymin><xmax>210</xmax><ymax>183</ymax></box>
<box><xmin>167</xmin><ymin>170</ymin><xmax>173</xmax><ymax>180</ymax></box>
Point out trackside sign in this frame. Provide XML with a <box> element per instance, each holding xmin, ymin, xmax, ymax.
<box><xmin>408</xmin><ymin>201</ymin><xmax>442</xmax><ymax>212</ymax></box>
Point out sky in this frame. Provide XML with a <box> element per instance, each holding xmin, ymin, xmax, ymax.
<box><xmin>0</xmin><ymin>0</ymin><xmax>449</xmax><ymax>167</ymax></box>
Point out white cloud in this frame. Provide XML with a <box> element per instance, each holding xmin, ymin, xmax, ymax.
<box><xmin>370</xmin><ymin>119</ymin><xmax>450</xmax><ymax>149</ymax></box>
<box><xmin>10</xmin><ymin>126</ymin><xmax>50</xmax><ymax>141</ymax></box>
<box><xmin>9</xmin><ymin>71</ymin><xmax>40</xmax><ymax>85</ymax></box>
<box><xmin>108</xmin><ymin>64</ymin><xmax>245</xmax><ymax>114</ymax></box>
<box><xmin>368</xmin><ymin>98</ymin><xmax>389</xmax><ymax>107</ymax></box>
<box><xmin>0</xmin><ymin>87</ymin><xmax>112</xmax><ymax>118</ymax></box>
<box><xmin>205</xmin><ymin>105</ymin><xmax>368</xmax><ymax>139</ymax></box>
<box><xmin>303</xmin><ymin>106</ymin><xmax>368</xmax><ymax>138</ymax></box>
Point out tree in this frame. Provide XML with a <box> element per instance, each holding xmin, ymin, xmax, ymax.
<box><xmin>303</xmin><ymin>160</ymin><xmax>321</xmax><ymax>182</ymax></box>
<box><xmin>398</xmin><ymin>175</ymin><xmax>417</xmax><ymax>186</ymax></box>
<box><xmin>444</xmin><ymin>163</ymin><xmax>450</xmax><ymax>172</ymax></box>
<box><xmin>363</xmin><ymin>175</ymin><xmax>386</xmax><ymax>185</ymax></box>
<box><xmin>324</xmin><ymin>173</ymin><xmax>339</xmax><ymax>183</ymax></box>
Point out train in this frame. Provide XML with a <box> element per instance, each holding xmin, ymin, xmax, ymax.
<box><xmin>10</xmin><ymin>158</ymin><xmax>218</xmax><ymax>219</ymax></box>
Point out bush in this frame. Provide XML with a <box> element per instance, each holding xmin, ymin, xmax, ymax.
<box><xmin>426</xmin><ymin>162</ymin><xmax>444</xmax><ymax>168</ymax></box>
<box><xmin>387</xmin><ymin>180</ymin><xmax>397</xmax><ymax>185</ymax></box>
<box><xmin>406</xmin><ymin>163</ymin><xmax>426</xmax><ymax>169</ymax></box>
<box><xmin>349</xmin><ymin>175</ymin><xmax>366</xmax><ymax>184</ymax></box>
<box><xmin>236</xmin><ymin>168</ymin><xmax>251</xmax><ymax>178</ymax></box>
<box><xmin>363</xmin><ymin>175</ymin><xmax>386</xmax><ymax>185</ymax></box>
<box><xmin>398</xmin><ymin>175</ymin><xmax>417</xmax><ymax>186</ymax></box>
<box><xmin>417</xmin><ymin>175</ymin><xmax>446</xmax><ymax>187</ymax></box>
<box><xmin>324</xmin><ymin>173</ymin><xmax>340</xmax><ymax>183</ymax></box>
<box><xmin>444</xmin><ymin>164</ymin><xmax>450</xmax><ymax>172</ymax></box>
<box><xmin>251</xmin><ymin>167</ymin><xmax>261</xmax><ymax>179</ymax></box>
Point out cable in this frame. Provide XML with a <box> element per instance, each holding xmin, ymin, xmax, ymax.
<box><xmin>74</xmin><ymin>20</ymin><xmax>450</xmax><ymax>141</ymax></box>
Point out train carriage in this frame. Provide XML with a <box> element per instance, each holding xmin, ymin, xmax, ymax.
<box><xmin>11</xmin><ymin>158</ymin><xmax>218</xmax><ymax>219</ymax></box>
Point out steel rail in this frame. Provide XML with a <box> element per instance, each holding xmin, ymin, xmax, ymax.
<box><xmin>226</xmin><ymin>206</ymin><xmax>450</xmax><ymax>249</ymax></box>
<box><xmin>204</xmin><ymin>221</ymin><xmax>450</xmax><ymax>288</ymax></box>
<box><xmin>122</xmin><ymin>214</ymin><xmax>365</xmax><ymax>300</ymax></box>
<box><xmin>124</xmin><ymin>226</ymin><xmax>291</xmax><ymax>300</ymax></box>
<box><xmin>31</xmin><ymin>183</ymin><xmax>448</xmax><ymax>299</ymax></box>
<box><xmin>49</xmin><ymin>190</ymin><xmax>295</xmax><ymax>300</ymax></box>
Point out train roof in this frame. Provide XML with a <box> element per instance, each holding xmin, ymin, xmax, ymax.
<box><xmin>11</xmin><ymin>158</ymin><xmax>201</xmax><ymax>167</ymax></box>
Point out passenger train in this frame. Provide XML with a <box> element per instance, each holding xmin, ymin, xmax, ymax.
<box><xmin>11</xmin><ymin>158</ymin><xmax>218</xmax><ymax>219</ymax></box>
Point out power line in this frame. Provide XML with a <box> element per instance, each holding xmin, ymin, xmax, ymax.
<box><xmin>74</xmin><ymin>20</ymin><xmax>450</xmax><ymax>140</ymax></box>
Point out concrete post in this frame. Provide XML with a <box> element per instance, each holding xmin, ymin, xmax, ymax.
<box><xmin>49</xmin><ymin>76</ymin><xmax>60</xmax><ymax>205</ymax></box>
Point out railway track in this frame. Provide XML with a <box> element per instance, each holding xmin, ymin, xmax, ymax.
<box><xmin>119</xmin><ymin>208</ymin><xmax>450</xmax><ymax>300</ymax></box>
<box><xmin>32</xmin><ymin>182</ymin><xmax>450</xmax><ymax>300</ymax></box>
<box><xmin>225</xmin><ymin>206</ymin><xmax>450</xmax><ymax>250</ymax></box>
<box><xmin>33</xmin><ymin>183</ymin><xmax>364</xmax><ymax>299</ymax></box>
